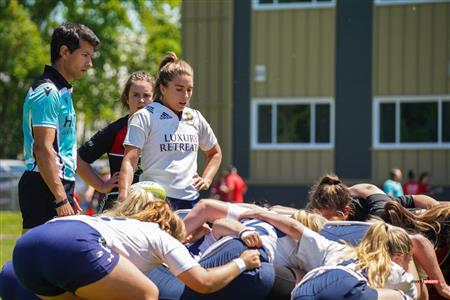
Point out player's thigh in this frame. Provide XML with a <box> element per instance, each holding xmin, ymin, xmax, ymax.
<box><xmin>74</xmin><ymin>255</ymin><xmax>159</xmax><ymax>300</ymax></box>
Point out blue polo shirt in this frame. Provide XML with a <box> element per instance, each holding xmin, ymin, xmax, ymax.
<box><xmin>22</xmin><ymin>65</ymin><xmax>77</xmax><ymax>181</ymax></box>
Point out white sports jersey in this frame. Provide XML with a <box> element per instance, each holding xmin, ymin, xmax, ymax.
<box><xmin>227</xmin><ymin>204</ymin><xmax>348</xmax><ymax>271</ymax></box>
<box><xmin>49</xmin><ymin>215</ymin><xmax>199</xmax><ymax>275</ymax></box>
<box><xmin>124</xmin><ymin>102</ymin><xmax>218</xmax><ymax>200</ymax></box>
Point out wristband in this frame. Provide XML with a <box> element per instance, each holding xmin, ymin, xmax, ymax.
<box><xmin>232</xmin><ymin>258</ymin><xmax>247</xmax><ymax>273</ymax></box>
<box><xmin>238</xmin><ymin>228</ymin><xmax>254</xmax><ymax>240</ymax></box>
<box><xmin>54</xmin><ymin>199</ymin><xmax>68</xmax><ymax>208</ymax></box>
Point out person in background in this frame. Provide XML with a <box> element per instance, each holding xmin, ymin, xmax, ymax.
<box><xmin>210</xmin><ymin>170</ymin><xmax>229</xmax><ymax>201</ymax></box>
<box><xmin>119</xmin><ymin>52</ymin><xmax>222</xmax><ymax>210</ymax></box>
<box><xmin>224</xmin><ymin>165</ymin><xmax>247</xmax><ymax>203</ymax></box>
<box><xmin>403</xmin><ymin>170</ymin><xmax>420</xmax><ymax>195</ymax></box>
<box><xmin>19</xmin><ymin>23</ymin><xmax>100</xmax><ymax>234</ymax></box>
<box><xmin>383</xmin><ymin>168</ymin><xmax>404</xmax><ymax>197</ymax></box>
<box><xmin>77</xmin><ymin>71</ymin><xmax>154</xmax><ymax>212</ymax></box>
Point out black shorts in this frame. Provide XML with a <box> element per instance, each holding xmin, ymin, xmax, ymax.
<box><xmin>18</xmin><ymin>171</ymin><xmax>75</xmax><ymax>229</ymax></box>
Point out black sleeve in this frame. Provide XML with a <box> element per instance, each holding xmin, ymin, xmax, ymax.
<box><xmin>394</xmin><ymin>195</ymin><xmax>415</xmax><ymax>208</ymax></box>
<box><xmin>78</xmin><ymin>122</ymin><xmax>117</xmax><ymax>164</ymax></box>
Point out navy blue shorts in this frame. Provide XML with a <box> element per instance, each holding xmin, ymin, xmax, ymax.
<box><xmin>147</xmin><ymin>238</ymin><xmax>275</xmax><ymax>300</ymax></box>
<box><xmin>18</xmin><ymin>171</ymin><xmax>76</xmax><ymax>229</ymax></box>
<box><xmin>292</xmin><ymin>269</ymin><xmax>377</xmax><ymax>300</ymax></box>
<box><xmin>166</xmin><ymin>197</ymin><xmax>199</xmax><ymax>211</ymax></box>
<box><xmin>0</xmin><ymin>260</ymin><xmax>39</xmax><ymax>300</ymax></box>
<box><xmin>184</xmin><ymin>238</ymin><xmax>274</xmax><ymax>300</ymax></box>
<box><xmin>13</xmin><ymin>220</ymin><xmax>119</xmax><ymax>296</ymax></box>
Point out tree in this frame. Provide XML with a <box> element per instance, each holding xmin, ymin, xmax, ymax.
<box><xmin>0</xmin><ymin>0</ymin><xmax>47</xmax><ymax>158</ymax></box>
<box><xmin>0</xmin><ymin>0</ymin><xmax>181</xmax><ymax>158</ymax></box>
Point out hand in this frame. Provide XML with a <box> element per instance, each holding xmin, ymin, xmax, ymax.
<box><xmin>99</xmin><ymin>172</ymin><xmax>119</xmax><ymax>193</ymax></box>
<box><xmin>239</xmin><ymin>209</ymin><xmax>266</xmax><ymax>220</ymax></box>
<box><xmin>192</xmin><ymin>173</ymin><xmax>211</xmax><ymax>191</ymax></box>
<box><xmin>239</xmin><ymin>249</ymin><xmax>261</xmax><ymax>270</ymax></box>
<box><xmin>55</xmin><ymin>201</ymin><xmax>75</xmax><ymax>217</ymax></box>
<box><xmin>73</xmin><ymin>199</ymin><xmax>83</xmax><ymax>215</ymax></box>
<box><xmin>240</xmin><ymin>230</ymin><xmax>262</xmax><ymax>248</ymax></box>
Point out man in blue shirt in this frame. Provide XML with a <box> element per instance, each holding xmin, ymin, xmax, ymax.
<box><xmin>383</xmin><ymin>168</ymin><xmax>404</xmax><ymax>198</ymax></box>
<box><xmin>19</xmin><ymin>23</ymin><xmax>100</xmax><ymax>233</ymax></box>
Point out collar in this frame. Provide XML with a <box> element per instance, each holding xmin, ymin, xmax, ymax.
<box><xmin>44</xmin><ymin>65</ymin><xmax>72</xmax><ymax>90</ymax></box>
<box><xmin>155</xmin><ymin>99</ymin><xmax>183</xmax><ymax>120</ymax></box>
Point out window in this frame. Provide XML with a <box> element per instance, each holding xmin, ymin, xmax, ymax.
<box><xmin>253</xmin><ymin>0</ymin><xmax>335</xmax><ymax>10</ymax></box>
<box><xmin>251</xmin><ymin>98</ymin><xmax>334</xmax><ymax>149</ymax></box>
<box><xmin>373</xmin><ymin>96</ymin><xmax>450</xmax><ymax>149</ymax></box>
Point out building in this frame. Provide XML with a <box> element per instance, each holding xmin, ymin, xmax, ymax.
<box><xmin>182</xmin><ymin>0</ymin><xmax>450</xmax><ymax>207</ymax></box>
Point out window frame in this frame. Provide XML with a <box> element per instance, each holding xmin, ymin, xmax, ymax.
<box><xmin>375</xmin><ymin>0</ymin><xmax>450</xmax><ymax>6</ymax></box>
<box><xmin>253</xmin><ymin>0</ymin><xmax>335</xmax><ymax>11</ymax></box>
<box><xmin>251</xmin><ymin>97</ymin><xmax>334</xmax><ymax>150</ymax></box>
<box><xmin>372</xmin><ymin>95</ymin><xmax>450</xmax><ymax>149</ymax></box>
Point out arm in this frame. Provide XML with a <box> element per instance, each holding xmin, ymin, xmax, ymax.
<box><xmin>269</xmin><ymin>205</ymin><xmax>298</xmax><ymax>216</ymax></box>
<box><xmin>239</xmin><ymin>210</ymin><xmax>304</xmax><ymax>242</ymax></box>
<box><xmin>177</xmin><ymin>249</ymin><xmax>261</xmax><ymax>294</ymax></box>
<box><xmin>183</xmin><ymin>199</ymin><xmax>229</xmax><ymax>236</ymax></box>
<box><xmin>411</xmin><ymin>194</ymin><xmax>439</xmax><ymax>209</ymax></box>
<box><xmin>118</xmin><ymin>145</ymin><xmax>140</xmax><ymax>201</ymax></box>
<box><xmin>33</xmin><ymin>127</ymin><xmax>76</xmax><ymax>216</ymax></box>
<box><xmin>410</xmin><ymin>234</ymin><xmax>450</xmax><ymax>299</ymax></box>
<box><xmin>212</xmin><ymin>218</ymin><xmax>262</xmax><ymax>248</ymax></box>
<box><xmin>348</xmin><ymin>183</ymin><xmax>386</xmax><ymax>199</ymax></box>
<box><xmin>76</xmin><ymin>154</ymin><xmax>119</xmax><ymax>193</ymax></box>
<box><xmin>193</xmin><ymin>144</ymin><xmax>222</xmax><ymax>191</ymax></box>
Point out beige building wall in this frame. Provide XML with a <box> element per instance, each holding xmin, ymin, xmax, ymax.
<box><xmin>372</xmin><ymin>2</ymin><xmax>450</xmax><ymax>185</ymax></box>
<box><xmin>250</xmin><ymin>8</ymin><xmax>335</xmax><ymax>184</ymax></box>
<box><xmin>182</xmin><ymin>0</ymin><xmax>234</xmax><ymax>169</ymax></box>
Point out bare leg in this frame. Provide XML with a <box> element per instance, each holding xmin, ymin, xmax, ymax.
<box><xmin>75</xmin><ymin>255</ymin><xmax>159</xmax><ymax>300</ymax></box>
<box><xmin>37</xmin><ymin>292</ymin><xmax>83</xmax><ymax>300</ymax></box>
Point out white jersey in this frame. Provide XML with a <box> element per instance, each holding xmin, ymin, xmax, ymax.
<box><xmin>49</xmin><ymin>215</ymin><xmax>199</xmax><ymax>275</ymax></box>
<box><xmin>124</xmin><ymin>102</ymin><xmax>218</xmax><ymax>201</ymax></box>
<box><xmin>227</xmin><ymin>204</ymin><xmax>348</xmax><ymax>271</ymax></box>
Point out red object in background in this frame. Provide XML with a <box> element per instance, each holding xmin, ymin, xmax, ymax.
<box><xmin>85</xmin><ymin>207</ymin><xmax>95</xmax><ymax>216</ymax></box>
<box><xmin>226</xmin><ymin>172</ymin><xmax>247</xmax><ymax>203</ymax></box>
<box><xmin>74</xmin><ymin>191</ymin><xmax>80</xmax><ymax>203</ymax></box>
<box><xmin>403</xmin><ymin>180</ymin><xmax>419</xmax><ymax>195</ymax></box>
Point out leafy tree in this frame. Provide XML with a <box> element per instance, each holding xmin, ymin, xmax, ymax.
<box><xmin>0</xmin><ymin>0</ymin><xmax>181</xmax><ymax>158</ymax></box>
<box><xmin>0</xmin><ymin>0</ymin><xmax>47</xmax><ymax>158</ymax></box>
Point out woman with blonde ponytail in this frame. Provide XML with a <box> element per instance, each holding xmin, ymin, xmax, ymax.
<box><xmin>119</xmin><ymin>52</ymin><xmax>222</xmax><ymax>211</ymax></box>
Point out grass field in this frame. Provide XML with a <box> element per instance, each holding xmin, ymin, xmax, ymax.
<box><xmin>0</xmin><ymin>211</ymin><xmax>22</xmax><ymax>266</ymax></box>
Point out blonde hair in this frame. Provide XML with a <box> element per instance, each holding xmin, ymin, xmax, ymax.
<box><xmin>291</xmin><ymin>209</ymin><xmax>327</xmax><ymax>232</ymax></box>
<box><xmin>153</xmin><ymin>52</ymin><xmax>193</xmax><ymax>101</ymax></box>
<box><xmin>103</xmin><ymin>185</ymin><xmax>185</xmax><ymax>241</ymax></box>
<box><xmin>348</xmin><ymin>221</ymin><xmax>412</xmax><ymax>288</ymax></box>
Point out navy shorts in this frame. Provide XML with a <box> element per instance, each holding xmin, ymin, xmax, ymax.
<box><xmin>292</xmin><ymin>269</ymin><xmax>377</xmax><ymax>300</ymax></box>
<box><xmin>18</xmin><ymin>171</ymin><xmax>76</xmax><ymax>229</ymax></box>
<box><xmin>167</xmin><ymin>197</ymin><xmax>199</xmax><ymax>211</ymax></box>
<box><xmin>147</xmin><ymin>238</ymin><xmax>275</xmax><ymax>300</ymax></box>
<box><xmin>0</xmin><ymin>260</ymin><xmax>39</xmax><ymax>300</ymax></box>
<box><xmin>183</xmin><ymin>238</ymin><xmax>275</xmax><ymax>300</ymax></box>
<box><xmin>13</xmin><ymin>220</ymin><xmax>119</xmax><ymax>296</ymax></box>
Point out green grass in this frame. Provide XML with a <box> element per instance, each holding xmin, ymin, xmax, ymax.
<box><xmin>0</xmin><ymin>211</ymin><xmax>22</xmax><ymax>266</ymax></box>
